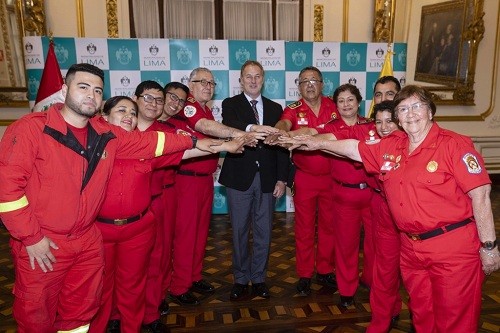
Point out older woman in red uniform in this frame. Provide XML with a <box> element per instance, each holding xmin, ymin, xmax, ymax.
<box><xmin>282</xmin><ymin>85</ymin><xmax>500</xmax><ymax>332</ymax></box>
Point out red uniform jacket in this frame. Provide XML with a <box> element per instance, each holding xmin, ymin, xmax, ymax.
<box><xmin>0</xmin><ymin>103</ymin><xmax>192</xmax><ymax>246</ymax></box>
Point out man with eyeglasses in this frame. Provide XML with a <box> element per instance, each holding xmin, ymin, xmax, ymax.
<box><xmin>169</xmin><ymin>67</ymin><xmax>267</xmax><ymax>306</ymax></box>
<box><xmin>267</xmin><ymin>66</ymin><xmax>340</xmax><ymax>296</ymax></box>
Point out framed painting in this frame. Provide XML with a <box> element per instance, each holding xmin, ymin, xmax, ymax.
<box><xmin>414</xmin><ymin>0</ymin><xmax>484</xmax><ymax>105</ymax></box>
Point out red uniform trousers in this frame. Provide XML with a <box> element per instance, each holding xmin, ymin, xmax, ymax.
<box><xmin>366</xmin><ymin>192</ymin><xmax>402</xmax><ymax>333</ymax></box>
<box><xmin>160</xmin><ymin>184</ymin><xmax>177</xmax><ymax>293</ymax></box>
<box><xmin>360</xmin><ymin>201</ymin><xmax>376</xmax><ymax>288</ymax></box>
<box><xmin>293</xmin><ymin>169</ymin><xmax>336</xmax><ymax>278</ymax></box>
<box><xmin>143</xmin><ymin>183</ymin><xmax>177</xmax><ymax>324</ymax></box>
<box><xmin>170</xmin><ymin>174</ymin><xmax>214</xmax><ymax>295</ymax></box>
<box><xmin>400</xmin><ymin>223</ymin><xmax>483</xmax><ymax>333</ymax></box>
<box><xmin>89</xmin><ymin>214</ymin><xmax>155</xmax><ymax>333</ymax></box>
<box><xmin>12</xmin><ymin>225</ymin><xmax>103</xmax><ymax>333</ymax></box>
<box><xmin>332</xmin><ymin>182</ymin><xmax>372</xmax><ymax>297</ymax></box>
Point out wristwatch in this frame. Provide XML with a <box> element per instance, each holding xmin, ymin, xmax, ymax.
<box><xmin>191</xmin><ymin>135</ymin><xmax>198</xmax><ymax>149</ymax></box>
<box><xmin>481</xmin><ymin>240</ymin><xmax>497</xmax><ymax>250</ymax></box>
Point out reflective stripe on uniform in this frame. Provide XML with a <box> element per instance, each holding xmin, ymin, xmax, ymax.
<box><xmin>57</xmin><ymin>324</ymin><xmax>90</xmax><ymax>333</ymax></box>
<box><xmin>0</xmin><ymin>195</ymin><xmax>29</xmax><ymax>213</ymax></box>
<box><xmin>155</xmin><ymin>131</ymin><xmax>165</xmax><ymax>157</ymax></box>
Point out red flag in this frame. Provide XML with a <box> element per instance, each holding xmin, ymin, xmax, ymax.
<box><xmin>33</xmin><ymin>40</ymin><xmax>64</xmax><ymax>112</ymax></box>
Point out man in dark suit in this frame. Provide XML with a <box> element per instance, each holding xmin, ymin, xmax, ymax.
<box><xmin>219</xmin><ymin>60</ymin><xmax>288</xmax><ymax>300</ymax></box>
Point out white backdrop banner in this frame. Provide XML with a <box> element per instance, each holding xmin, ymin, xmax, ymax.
<box><xmin>24</xmin><ymin>37</ymin><xmax>407</xmax><ymax>213</ymax></box>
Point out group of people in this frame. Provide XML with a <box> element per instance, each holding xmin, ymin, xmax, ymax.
<box><xmin>0</xmin><ymin>59</ymin><xmax>498</xmax><ymax>333</ymax></box>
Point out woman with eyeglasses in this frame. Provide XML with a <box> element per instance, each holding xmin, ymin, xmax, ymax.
<box><xmin>281</xmin><ymin>85</ymin><xmax>499</xmax><ymax>332</ymax></box>
<box><xmin>89</xmin><ymin>96</ymin><xmax>244</xmax><ymax>333</ymax></box>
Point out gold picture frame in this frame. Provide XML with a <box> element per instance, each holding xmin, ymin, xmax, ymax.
<box><xmin>414</xmin><ymin>0</ymin><xmax>484</xmax><ymax>105</ymax></box>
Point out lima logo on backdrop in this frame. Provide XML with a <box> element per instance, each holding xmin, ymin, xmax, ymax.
<box><xmin>235</xmin><ymin>47</ymin><xmax>251</xmax><ymax>65</ymax></box>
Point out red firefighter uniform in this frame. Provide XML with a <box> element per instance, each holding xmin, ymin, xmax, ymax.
<box><xmin>169</xmin><ymin>95</ymin><xmax>220</xmax><ymax>296</ymax></box>
<box><xmin>89</xmin><ymin>151</ymin><xmax>182</xmax><ymax>333</ymax></box>
<box><xmin>0</xmin><ymin>103</ymin><xmax>192</xmax><ymax>333</ymax></box>
<box><xmin>318</xmin><ymin>117</ymin><xmax>375</xmax><ymax>298</ymax></box>
<box><xmin>143</xmin><ymin>120</ymin><xmax>179</xmax><ymax>325</ymax></box>
<box><xmin>281</xmin><ymin>96</ymin><xmax>339</xmax><ymax>279</ymax></box>
<box><xmin>359</xmin><ymin>123</ymin><xmax>490</xmax><ymax>332</ymax></box>
<box><xmin>366</xmin><ymin>176</ymin><xmax>402</xmax><ymax>333</ymax></box>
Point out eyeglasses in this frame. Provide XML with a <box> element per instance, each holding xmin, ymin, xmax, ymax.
<box><xmin>166</xmin><ymin>91</ymin><xmax>186</xmax><ymax>106</ymax></box>
<box><xmin>191</xmin><ymin>79</ymin><xmax>217</xmax><ymax>88</ymax></box>
<box><xmin>298</xmin><ymin>79</ymin><xmax>323</xmax><ymax>86</ymax></box>
<box><xmin>395</xmin><ymin>102</ymin><xmax>428</xmax><ymax>114</ymax></box>
<box><xmin>139</xmin><ymin>94</ymin><xmax>165</xmax><ymax>105</ymax></box>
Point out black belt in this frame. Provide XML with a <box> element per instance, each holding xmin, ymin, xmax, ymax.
<box><xmin>177</xmin><ymin>170</ymin><xmax>210</xmax><ymax>177</ymax></box>
<box><xmin>406</xmin><ymin>218</ymin><xmax>473</xmax><ymax>241</ymax></box>
<box><xmin>97</xmin><ymin>208</ymin><xmax>149</xmax><ymax>226</ymax></box>
<box><xmin>338</xmin><ymin>181</ymin><xmax>369</xmax><ymax>190</ymax></box>
<box><xmin>162</xmin><ymin>183</ymin><xmax>174</xmax><ymax>189</ymax></box>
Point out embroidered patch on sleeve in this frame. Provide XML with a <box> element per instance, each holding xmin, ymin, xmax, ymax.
<box><xmin>462</xmin><ymin>153</ymin><xmax>482</xmax><ymax>174</ymax></box>
<box><xmin>183</xmin><ymin>105</ymin><xmax>197</xmax><ymax>118</ymax></box>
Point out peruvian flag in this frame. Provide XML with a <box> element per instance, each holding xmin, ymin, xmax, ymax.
<box><xmin>32</xmin><ymin>40</ymin><xmax>65</xmax><ymax>112</ymax></box>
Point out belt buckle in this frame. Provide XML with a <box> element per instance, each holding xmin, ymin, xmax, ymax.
<box><xmin>113</xmin><ymin>218</ymin><xmax>127</xmax><ymax>226</ymax></box>
<box><xmin>408</xmin><ymin>233</ymin><xmax>421</xmax><ymax>241</ymax></box>
<box><xmin>360</xmin><ymin>183</ymin><xmax>368</xmax><ymax>189</ymax></box>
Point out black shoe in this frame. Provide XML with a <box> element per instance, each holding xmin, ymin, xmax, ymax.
<box><xmin>296</xmin><ymin>277</ymin><xmax>311</xmax><ymax>296</ymax></box>
<box><xmin>390</xmin><ymin>314</ymin><xmax>400</xmax><ymax>327</ymax></box>
<box><xmin>230</xmin><ymin>283</ymin><xmax>249</xmax><ymax>301</ymax></box>
<box><xmin>252</xmin><ymin>282</ymin><xmax>270</xmax><ymax>298</ymax></box>
<box><xmin>316</xmin><ymin>272</ymin><xmax>337</xmax><ymax>289</ymax></box>
<box><xmin>339</xmin><ymin>295</ymin><xmax>354</xmax><ymax>307</ymax></box>
<box><xmin>107</xmin><ymin>320</ymin><xmax>120</xmax><ymax>333</ymax></box>
<box><xmin>170</xmin><ymin>291</ymin><xmax>200</xmax><ymax>305</ymax></box>
<box><xmin>191</xmin><ymin>279</ymin><xmax>215</xmax><ymax>294</ymax></box>
<box><xmin>159</xmin><ymin>298</ymin><xmax>170</xmax><ymax>315</ymax></box>
<box><xmin>144</xmin><ymin>319</ymin><xmax>169</xmax><ymax>333</ymax></box>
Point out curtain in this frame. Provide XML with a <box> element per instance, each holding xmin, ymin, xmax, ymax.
<box><xmin>164</xmin><ymin>0</ymin><xmax>215</xmax><ymax>39</ymax></box>
<box><xmin>132</xmin><ymin>0</ymin><xmax>160</xmax><ymax>37</ymax></box>
<box><xmin>223</xmin><ymin>0</ymin><xmax>272</xmax><ymax>40</ymax></box>
<box><xmin>276</xmin><ymin>0</ymin><xmax>299</xmax><ymax>41</ymax></box>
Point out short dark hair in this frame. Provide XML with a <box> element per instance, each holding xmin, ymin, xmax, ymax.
<box><xmin>240</xmin><ymin>60</ymin><xmax>264</xmax><ymax>76</ymax></box>
<box><xmin>373</xmin><ymin>76</ymin><xmax>401</xmax><ymax>93</ymax></box>
<box><xmin>393</xmin><ymin>85</ymin><xmax>436</xmax><ymax>117</ymax></box>
<box><xmin>102</xmin><ymin>96</ymin><xmax>138</xmax><ymax>116</ymax></box>
<box><xmin>332</xmin><ymin>83</ymin><xmax>362</xmax><ymax>103</ymax></box>
<box><xmin>134</xmin><ymin>80</ymin><xmax>164</xmax><ymax>97</ymax></box>
<box><xmin>65</xmin><ymin>63</ymin><xmax>104</xmax><ymax>84</ymax></box>
<box><xmin>164</xmin><ymin>81</ymin><xmax>189</xmax><ymax>96</ymax></box>
<box><xmin>373</xmin><ymin>100</ymin><xmax>396</xmax><ymax>120</ymax></box>
<box><xmin>298</xmin><ymin>66</ymin><xmax>323</xmax><ymax>81</ymax></box>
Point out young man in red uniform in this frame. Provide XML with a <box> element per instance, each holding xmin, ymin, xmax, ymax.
<box><xmin>169</xmin><ymin>67</ymin><xmax>266</xmax><ymax>305</ymax></box>
<box><xmin>0</xmin><ymin>63</ymin><xmax>195</xmax><ymax>333</ymax></box>
<box><xmin>268</xmin><ymin>66</ymin><xmax>339</xmax><ymax>296</ymax></box>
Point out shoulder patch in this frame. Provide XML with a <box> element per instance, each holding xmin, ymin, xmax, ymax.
<box><xmin>183</xmin><ymin>105</ymin><xmax>197</xmax><ymax>118</ymax></box>
<box><xmin>176</xmin><ymin>129</ymin><xmax>191</xmax><ymax>136</ymax></box>
<box><xmin>462</xmin><ymin>153</ymin><xmax>482</xmax><ymax>174</ymax></box>
<box><xmin>187</xmin><ymin>96</ymin><xmax>196</xmax><ymax>103</ymax></box>
<box><xmin>287</xmin><ymin>100</ymin><xmax>302</xmax><ymax>109</ymax></box>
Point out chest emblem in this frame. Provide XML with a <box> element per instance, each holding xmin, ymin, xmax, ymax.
<box><xmin>426</xmin><ymin>160</ymin><xmax>438</xmax><ymax>173</ymax></box>
<box><xmin>101</xmin><ymin>150</ymin><xmax>108</xmax><ymax>160</ymax></box>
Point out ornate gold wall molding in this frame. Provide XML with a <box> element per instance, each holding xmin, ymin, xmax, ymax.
<box><xmin>313</xmin><ymin>5</ymin><xmax>323</xmax><ymax>42</ymax></box>
<box><xmin>372</xmin><ymin>0</ymin><xmax>395</xmax><ymax>43</ymax></box>
<box><xmin>76</xmin><ymin>0</ymin><xmax>85</xmax><ymax>37</ymax></box>
<box><xmin>19</xmin><ymin>0</ymin><xmax>46</xmax><ymax>36</ymax></box>
<box><xmin>0</xmin><ymin>0</ymin><xmax>15</xmax><ymax>85</ymax></box>
<box><xmin>107</xmin><ymin>0</ymin><xmax>118</xmax><ymax>38</ymax></box>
